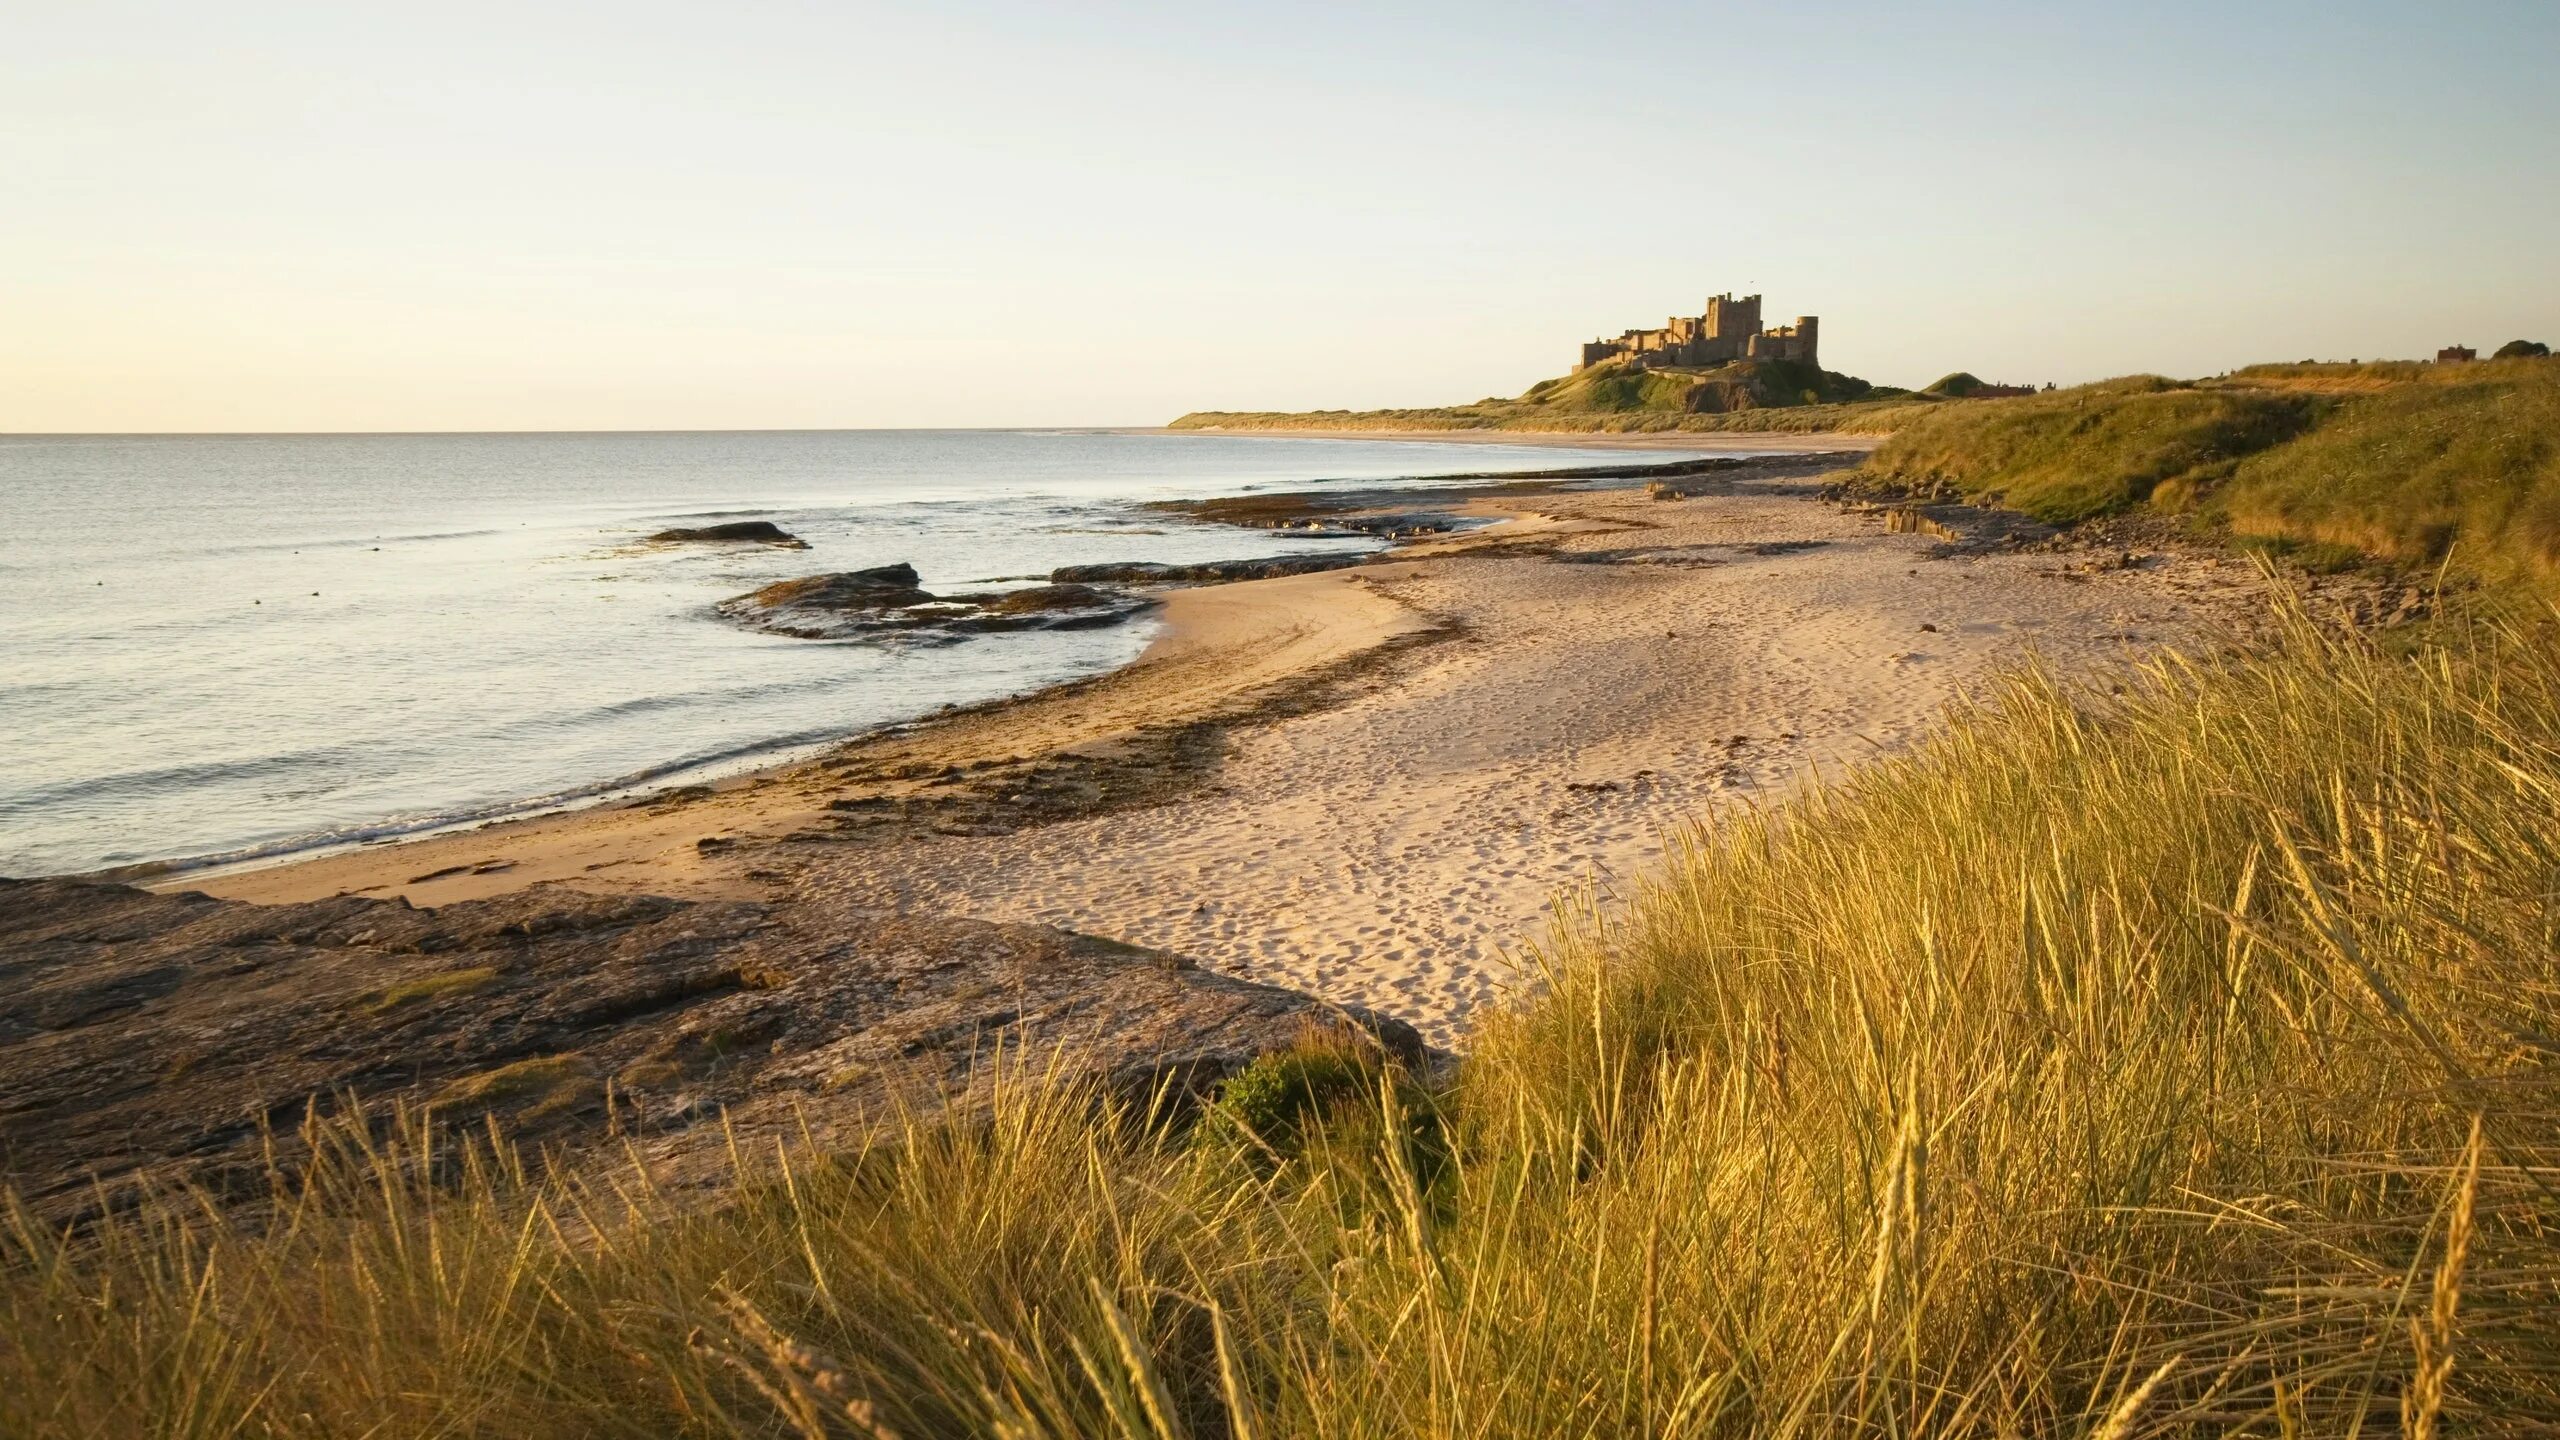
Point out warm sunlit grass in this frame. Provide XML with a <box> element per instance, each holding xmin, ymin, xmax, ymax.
<box><xmin>9</xmin><ymin>600</ymin><xmax>2560</xmax><ymax>1436</ymax></box>
<box><xmin>1860</xmin><ymin>359</ymin><xmax>2560</xmax><ymax>586</ymax></box>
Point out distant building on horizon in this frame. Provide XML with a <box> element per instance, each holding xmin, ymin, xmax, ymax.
<box><xmin>2437</xmin><ymin>344</ymin><xmax>2478</xmax><ymax>364</ymax></box>
<box><xmin>1579</xmin><ymin>292</ymin><xmax>1818</xmax><ymax>372</ymax></box>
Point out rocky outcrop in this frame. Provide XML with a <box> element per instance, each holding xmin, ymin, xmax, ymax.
<box><xmin>0</xmin><ymin>877</ymin><xmax>1425</xmax><ymax>1218</ymax></box>
<box><xmin>647</xmin><ymin>520</ymin><xmax>808</xmax><ymax>547</ymax></box>
<box><xmin>1050</xmin><ymin>555</ymin><xmax>1369</xmax><ymax>584</ymax></box>
<box><xmin>740</xmin><ymin>563</ymin><xmax>933</xmax><ymax>611</ymax></box>
<box><xmin>976</xmin><ymin>582</ymin><xmax>1146</xmax><ymax>623</ymax></box>
<box><xmin>719</xmin><ymin>565</ymin><xmax>1155</xmax><ymax>642</ymax></box>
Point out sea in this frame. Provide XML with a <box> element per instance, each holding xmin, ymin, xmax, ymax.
<box><xmin>0</xmin><ymin>428</ymin><xmax>1702</xmax><ymax>878</ymax></box>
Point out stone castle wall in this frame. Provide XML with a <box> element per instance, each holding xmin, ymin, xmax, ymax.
<box><xmin>1580</xmin><ymin>292</ymin><xmax>1819</xmax><ymax>372</ymax></box>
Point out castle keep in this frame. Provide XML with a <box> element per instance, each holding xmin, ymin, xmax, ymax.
<box><xmin>1579</xmin><ymin>293</ymin><xmax>1818</xmax><ymax>372</ymax></box>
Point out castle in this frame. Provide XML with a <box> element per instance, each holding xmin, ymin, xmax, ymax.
<box><xmin>1579</xmin><ymin>292</ymin><xmax>1818</xmax><ymax>372</ymax></box>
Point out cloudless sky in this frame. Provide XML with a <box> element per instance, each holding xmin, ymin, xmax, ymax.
<box><xmin>5</xmin><ymin>0</ymin><xmax>2556</xmax><ymax>431</ymax></box>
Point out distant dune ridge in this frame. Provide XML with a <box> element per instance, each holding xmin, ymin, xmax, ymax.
<box><xmin>1189</xmin><ymin>347</ymin><xmax>2560</xmax><ymax>588</ymax></box>
<box><xmin>1850</xmin><ymin>353</ymin><xmax>2560</xmax><ymax>584</ymax></box>
<box><xmin>1173</xmin><ymin>351</ymin><xmax>1926</xmax><ymax>435</ymax></box>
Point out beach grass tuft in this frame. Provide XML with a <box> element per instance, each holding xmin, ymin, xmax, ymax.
<box><xmin>366</xmin><ymin>963</ymin><xmax>502</xmax><ymax>1012</ymax></box>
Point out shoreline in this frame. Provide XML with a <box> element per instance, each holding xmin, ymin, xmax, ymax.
<box><xmin>159</xmin><ymin>441</ymin><xmax>2297</xmax><ymax>1046</ymax></box>
<box><xmin>166</xmin><ymin>561</ymin><xmax>1438</xmax><ymax>907</ymax></box>
<box><xmin>1136</xmin><ymin>425</ymin><xmax>1875</xmax><ymax>452</ymax></box>
<box><xmin>133</xmin><ymin>434</ymin><xmax>1870</xmax><ymax>893</ymax></box>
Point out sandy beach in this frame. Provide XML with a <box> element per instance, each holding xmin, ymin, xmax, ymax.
<box><xmin>182</xmin><ymin>437</ymin><xmax>2278</xmax><ymax>1047</ymax></box>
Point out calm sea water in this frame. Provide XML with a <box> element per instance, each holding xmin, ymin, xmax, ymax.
<box><xmin>0</xmin><ymin>429</ymin><xmax>1701</xmax><ymax>877</ymax></box>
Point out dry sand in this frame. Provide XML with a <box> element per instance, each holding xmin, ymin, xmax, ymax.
<box><xmin>184</xmin><ymin>444</ymin><xmax>2278</xmax><ymax>1048</ymax></box>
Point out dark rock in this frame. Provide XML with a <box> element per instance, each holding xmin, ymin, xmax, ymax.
<box><xmin>1050</xmin><ymin>554</ymin><xmax>1369</xmax><ymax>585</ymax></box>
<box><xmin>745</xmin><ymin>564</ymin><xmax>930</xmax><ymax>608</ymax></box>
<box><xmin>967</xmin><ymin>583</ymin><xmax>1145</xmax><ymax>628</ymax></box>
<box><xmin>720</xmin><ymin>565</ymin><xmax>1152</xmax><ymax>642</ymax></box>
<box><xmin>646</xmin><ymin>520</ymin><xmax>807</xmax><ymax>547</ymax></box>
<box><xmin>0</xmin><ymin>877</ymin><xmax>1429</xmax><ymax>1217</ymax></box>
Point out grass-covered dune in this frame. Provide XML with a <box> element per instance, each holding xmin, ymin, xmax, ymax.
<box><xmin>1171</xmin><ymin>355</ymin><xmax>1943</xmax><ymax>436</ymax></box>
<box><xmin>11</xmin><ymin>604</ymin><xmax>2560</xmax><ymax>1434</ymax></box>
<box><xmin>1859</xmin><ymin>356</ymin><xmax>2560</xmax><ymax>583</ymax></box>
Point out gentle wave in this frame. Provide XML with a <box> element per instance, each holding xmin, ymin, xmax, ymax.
<box><xmin>151</xmin><ymin>721</ymin><xmax>868</xmax><ymax>876</ymax></box>
<box><xmin>196</xmin><ymin>526</ymin><xmax>510</xmax><ymax>556</ymax></box>
<box><xmin>0</xmin><ymin>744</ymin><xmax>374</xmax><ymax>816</ymax></box>
<box><xmin>1</xmin><ymin>429</ymin><xmax>1716</xmax><ymax>876</ymax></box>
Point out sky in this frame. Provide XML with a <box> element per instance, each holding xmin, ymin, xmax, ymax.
<box><xmin>4</xmin><ymin>0</ymin><xmax>2557</xmax><ymax>432</ymax></box>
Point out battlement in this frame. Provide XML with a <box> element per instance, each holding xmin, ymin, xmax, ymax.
<box><xmin>1579</xmin><ymin>292</ymin><xmax>1818</xmax><ymax>372</ymax></box>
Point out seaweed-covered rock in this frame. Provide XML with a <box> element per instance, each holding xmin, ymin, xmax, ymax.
<box><xmin>0</xmin><ymin>877</ymin><xmax>1427</xmax><ymax>1217</ymax></box>
<box><xmin>1050</xmin><ymin>555</ymin><xmax>1368</xmax><ymax>584</ymax></box>
<box><xmin>718</xmin><ymin>565</ymin><xmax>1153</xmax><ymax>641</ymax></box>
<box><xmin>646</xmin><ymin>520</ymin><xmax>807</xmax><ymax>547</ymax></box>
<box><xmin>739</xmin><ymin>564</ymin><xmax>933</xmax><ymax>614</ymax></box>
<box><xmin>972</xmin><ymin>583</ymin><xmax>1150</xmax><ymax>628</ymax></box>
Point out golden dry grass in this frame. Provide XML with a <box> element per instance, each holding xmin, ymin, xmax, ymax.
<box><xmin>1859</xmin><ymin>358</ymin><xmax>2560</xmax><ymax>587</ymax></box>
<box><xmin>8</xmin><ymin>601</ymin><xmax>2560</xmax><ymax>1436</ymax></box>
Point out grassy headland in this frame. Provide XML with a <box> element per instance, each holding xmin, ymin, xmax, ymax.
<box><xmin>11</xmin><ymin>354</ymin><xmax>2560</xmax><ymax>1435</ymax></box>
<box><xmin>1855</xmin><ymin>356</ymin><xmax>2560</xmax><ymax>584</ymax></box>
<box><xmin>1172</xmin><ymin>355</ymin><xmax>1944</xmax><ymax>435</ymax></box>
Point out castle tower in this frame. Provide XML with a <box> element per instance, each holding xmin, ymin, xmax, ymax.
<box><xmin>1703</xmin><ymin>292</ymin><xmax>1763</xmax><ymax>343</ymax></box>
<box><xmin>1793</xmin><ymin>316</ymin><xmax>1818</xmax><ymax>366</ymax></box>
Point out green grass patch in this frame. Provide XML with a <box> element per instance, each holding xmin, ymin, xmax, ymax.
<box><xmin>1858</xmin><ymin>375</ymin><xmax>2320</xmax><ymax>522</ymax></box>
<box><xmin>2230</xmin><ymin>532</ymin><xmax>2367</xmax><ymax>573</ymax></box>
<box><xmin>434</xmin><ymin>1053</ymin><xmax>597</xmax><ymax>1123</ymax></box>
<box><xmin>1854</xmin><ymin>356</ymin><xmax>2560</xmax><ymax>586</ymax></box>
<box><xmin>2213</xmin><ymin>359</ymin><xmax>2560</xmax><ymax>583</ymax></box>
<box><xmin>365</xmin><ymin>964</ymin><xmax>501</xmax><ymax>1013</ymax></box>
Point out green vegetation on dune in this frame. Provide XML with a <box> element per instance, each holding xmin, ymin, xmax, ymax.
<box><xmin>1860</xmin><ymin>356</ymin><xmax>2560</xmax><ymax>582</ymax></box>
<box><xmin>1858</xmin><ymin>375</ymin><xmax>2321</xmax><ymax>522</ymax></box>
<box><xmin>11</xmin><ymin>607</ymin><xmax>2560</xmax><ymax>1435</ymax></box>
<box><xmin>2232</xmin><ymin>358</ymin><xmax>2436</xmax><ymax>387</ymax></box>
<box><xmin>1921</xmin><ymin>370</ymin><xmax>1990</xmax><ymax>396</ymax></box>
<box><xmin>2215</xmin><ymin>360</ymin><xmax>2560</xmax><ymax>581</ymax></box>
<box><xmin>1173</xmin><ymin>354</ymin><xmax>1937</xmax><ymax>436</ymax></box>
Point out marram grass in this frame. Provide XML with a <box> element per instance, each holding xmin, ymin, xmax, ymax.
<box><xmin>9</xmin><ymin>601</ymin><xmax>2560</xmax><ymax>1437</ymax></box>
<box><xmin>1858</xmin><ymin>358</ymin><xmax>2560</xmax><ymax>586</ymax></box>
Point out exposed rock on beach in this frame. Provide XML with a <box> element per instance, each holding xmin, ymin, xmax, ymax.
<box><xmin>646</xmin><ymin>519</ymin><xmax>807</xmax><ymax>547</ymax></box>
<box><xmin>1051</xmin><ymin>555</ymin><xmax>1370</xmax><ymax>584</ymax></box>
<box><xmin>0</xmin><ymin>876</ymin><xmax>1423</xmax><ymax>1217</ymax></box>
<box><xmin>719</xmin><ymin>563</ymin><xmax>1156</xmax><ymax>641</ymax></box>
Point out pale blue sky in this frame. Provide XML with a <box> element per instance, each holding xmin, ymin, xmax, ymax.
<box><xmin>5</xmin><ymin>1</ymin><xmax>2554</xmax><ymax>431</ymax></box>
